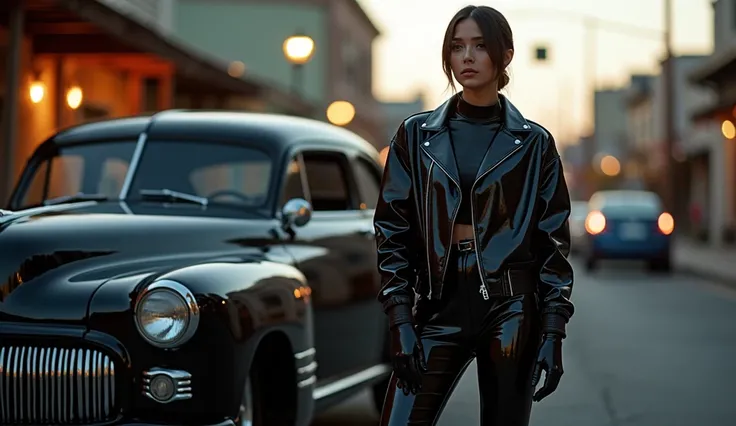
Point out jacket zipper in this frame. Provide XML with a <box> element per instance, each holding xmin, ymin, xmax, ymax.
<box><xmin>421</xmin><ymin>153</ymin><xmax>462</xmax><ymax>300</ymax></box>
<box><xmin>469</xmin><ymin>143</ymin><xmax>525</xmax><ymax>297</ymax></box>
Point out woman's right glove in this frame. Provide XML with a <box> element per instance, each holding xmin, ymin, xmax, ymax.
<box><xmin>390</xmin><ymin>322</ymin><xmax>428</xmax><ymax>395</ymax></box>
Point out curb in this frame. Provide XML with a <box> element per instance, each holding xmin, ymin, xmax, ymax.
<box><xmin>674</xmin><ymin>262</ymin><xmax>736</xmax><ymax>290</ymax></box>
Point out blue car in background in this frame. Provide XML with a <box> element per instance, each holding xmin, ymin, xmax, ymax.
<box><xmin>582</xmin><ymin>190</ymin><xmax>674</xmax><ymax>272</ymax></box>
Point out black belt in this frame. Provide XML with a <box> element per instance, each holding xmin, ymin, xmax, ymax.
<box><xmin>452</xmin><ymin>239</ymin><xmax>537</xmax><ymax>296</ymax></box>
<box><xmin>455</xmin><ymin>239</ymin><xmax>475</xmax><ymax>252</ymax></box>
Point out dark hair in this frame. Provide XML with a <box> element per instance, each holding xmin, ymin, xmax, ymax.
<box><xmin>442</xmin><ymin>5</ymin><xmax>514</xmax><ymax>91</ymax></box>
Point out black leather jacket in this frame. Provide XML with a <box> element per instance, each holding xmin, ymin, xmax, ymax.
<box><xmin>374</xmin><ymin>94</ymin><xmax>574</xmax><ymax>336</ymax></box>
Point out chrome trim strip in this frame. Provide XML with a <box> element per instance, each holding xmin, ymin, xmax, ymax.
<box><xmin>119</xmin><ymin>201</ymin><xmax>133</xmax><ymax>215</ymax></box>
<box><xmin>296</xmin><ymin>153</ymin><xmax>312</xmax><ymax>204</ymax></box>
<box><xmin>142</xmin><ymin>367</ymin><xmax>193</xmax><ymax>403</ymax></box>
<box><xmin>0</xmin><ymin>201</ymin><xmax>100</xmax><ymax>226</ymax></box>
<box><xmin>297</xmin><ymin>361</ymin><xmax>318</xmax><ymax>375</ymax></box>
<box><xmin>294</xmin><ymin>348</ymin><xmax>316</xmax><ymax>360</ymax></box>
<box><xmin>119</xmin><ymin>131</ymin><xmax>148</xmax><ymax>199</ymax></box>
<box><xmin>297</xmin><ymin>376</ymin><xmax>317</xmax><ymax>388</ymax></box>
<box><xmin>312</xmin><ymin>364</ymin><xmax>391</xmax><ymax>401</ymax></box>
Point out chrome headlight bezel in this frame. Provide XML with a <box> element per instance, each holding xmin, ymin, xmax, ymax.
<box><xmin>134</xmin><ymin>279</ymin><xmax>201</xmax><ymax>349</ymax></box>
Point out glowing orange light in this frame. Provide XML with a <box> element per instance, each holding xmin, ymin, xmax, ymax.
<box><xmin>658</xmin><ymin>212</ymin><xmax>674</xmax><ymax>235</ymax></box>
<box><xmin>585</xmin><ymin>210</ymin><xmax>606</xmax><ymax>234</ymax></box>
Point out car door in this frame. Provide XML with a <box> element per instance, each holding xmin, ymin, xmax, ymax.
<box><xmin>349</xmin><ymin>153</ymin><xmax>389</xmax><ymax>356</ymax></box>
<box><xmin>278</xmin><ymin>148</ymin><xmax>381</xmax><ymax>382</ymax></box>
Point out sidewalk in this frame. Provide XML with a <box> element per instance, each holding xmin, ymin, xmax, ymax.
<box><xmin>673</xmin><ymin>237</ymin><xmax>736</xmax><ymax>287</ymax></box>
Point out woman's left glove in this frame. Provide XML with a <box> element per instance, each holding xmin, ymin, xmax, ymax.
<box><xmin>390</xmin><ymin>322</ymin><xmax>427</xmax><ymax>395</ymax></box>
<box><xmin>531</xmin><ymin>333</ymin><xmax>564</xmax><ymax>402</ymax></box>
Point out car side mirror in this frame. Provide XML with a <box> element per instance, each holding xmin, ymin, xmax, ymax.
<box><xmin>281</xmin><ymin>198</ymin><xmax>312</xmax><ymax>231</ymax></box>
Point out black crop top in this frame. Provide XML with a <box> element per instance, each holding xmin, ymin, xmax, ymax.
<box><xmin>448</xmin><ymin>96</ymin><xmax>503</xmax><ymax>225</ymax></box>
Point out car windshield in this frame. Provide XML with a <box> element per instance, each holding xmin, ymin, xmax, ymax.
<box><xmin>128</xmin><ymin>140</ymin><xmax>272</xmax><ymax>208</ymax></box>
<box><xmin>16</xmin><ymin>140</ymin><xmax>137</xmax><ymax>208</ymax></box>
<box><xmin>16</xmin><ymin>139</ymin><xmax>273</xmax><ymax>210</ymax></box>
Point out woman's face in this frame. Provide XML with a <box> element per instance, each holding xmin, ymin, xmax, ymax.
<box><xmin>450</xmin><ymin>18</ymin><xmax>496</xmax><ymax>91</ymax></box>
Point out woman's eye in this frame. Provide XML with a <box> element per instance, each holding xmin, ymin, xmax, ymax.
<box><xmin>452</xmin><ymin>45</ymin><xmax>463</xmax><ymax>51</ymax></box>
<box><xmin>476</xmin><ymin>44</ymin><xmax>486</xmax><ymax>50</ymax></box>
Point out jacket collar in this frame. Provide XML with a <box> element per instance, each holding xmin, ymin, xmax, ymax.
<box><xmin>420</xmin><ymin>92</ymin><xmax>531</xmax><ymax>133</ymax></box>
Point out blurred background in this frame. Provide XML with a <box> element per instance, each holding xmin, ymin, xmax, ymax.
<box><xmin>1</xmin><ymin>0</ymin><xmax>736</xmax><ymax>425</ymax></box>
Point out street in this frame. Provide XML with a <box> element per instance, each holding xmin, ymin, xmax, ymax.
<box><xmin>312</xmin><ymin>257</ymin><xmax>736</xmax><ymax>426</ymax></box>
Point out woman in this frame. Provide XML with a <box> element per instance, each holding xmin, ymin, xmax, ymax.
<box><xmin>374</xmin><ymin>5</ymin><xmax>574</xmax><ymax>426</ymax></box>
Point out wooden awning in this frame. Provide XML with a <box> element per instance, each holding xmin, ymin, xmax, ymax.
<box><xmin>690</xmin><ymin>95</ymin><xmax>736</xmax><ymax>122</ymax></box>
<box><xmin>689</xmin><ymin>46</ymin><xmax>736</xmax><ymax>86</ymax></box>
<box><xmin>0</xmin><ymin>0</ymin><xmax>317</xmax><ymax>116</ymax></box>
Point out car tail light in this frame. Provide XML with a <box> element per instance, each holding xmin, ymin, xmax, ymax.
<box><xmin>585</xmin><ymin>210</ymin><xmax>606</xmax><ymax>235</ymax></box>
<box><xmin>658</xmin><ymin>212</ymin><xmax>674</xmax><ymax>235</ymax></box>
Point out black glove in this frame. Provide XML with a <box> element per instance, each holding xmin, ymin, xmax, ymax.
<box><xmin>390</xmin><ymin>322</ymin><xmax>428</xmax><ymax>395</ymax></box>
<box><xmin>531</xmin><ymin>333</ymin><xmax>564</xmax><ymax>402</ymax></box>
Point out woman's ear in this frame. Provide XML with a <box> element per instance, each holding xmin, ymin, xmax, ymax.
<box><xmin>504</xmin><ymin>49</ymin><xmax>514</xmax><ymax>67</ymax></box>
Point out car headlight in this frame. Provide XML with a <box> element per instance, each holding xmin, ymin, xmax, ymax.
<box><xmin>134</xmin><ymin>280</ymin><xmax>200</xmax><ymax>349</ymax></box>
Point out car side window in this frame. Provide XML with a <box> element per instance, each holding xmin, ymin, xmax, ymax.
<box><xmin>352</xmin><ymin>157</ymin><xmax>381</xmax><ymax>210</ymax></box>
<box><xmin>301</xmin><ymin>152</ymin><xmax>353</xmax><ymax>211</ymax></box>
<box><xmin>280</xmin><ymin>156</ymin><xmax>307</xmax><ymax>206</ymax></box>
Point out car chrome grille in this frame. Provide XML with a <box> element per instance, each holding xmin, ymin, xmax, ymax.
<box><xmin>0</xmin><ymin>345</ymin><xmax>118</xmax><ymax>425</ymax></box>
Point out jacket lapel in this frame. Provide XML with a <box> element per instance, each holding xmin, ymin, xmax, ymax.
<box><xmin>474</xmin><ymin>95</ymin><xmax>533</xmax><ymax>182</ymax></box>
<box><xmin>417</xmin><ymin>93</ymin><xmax>534</xmax><ymax>188</ymax></box>
<box><xmin>418</xmin><ymin>96</ymin><xmax>461</xmax><ymax>188</ymax></box>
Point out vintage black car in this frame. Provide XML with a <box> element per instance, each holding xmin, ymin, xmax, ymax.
<box><xmin>0</xmin><ymin>111</ymin><xmax>392</xmax><ymax>426</ymax></box>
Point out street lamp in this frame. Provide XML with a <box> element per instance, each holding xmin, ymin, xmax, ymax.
<box><xmin>29</xmin><ymin>80</ymin><xmax>45</xmax><ymax>104</ymax></box>
<box><xmin>599</xmin><ymin>155</ymin><xmax>621</xmax><ymax>177</ymax></box>
<box><xmin>326</xmin><ymin>101</ymin><xmax>355</xmax><ymax>126</ymax></box>
<box><xmin>66</xmin><ymin>86</ymin><xmax>83</xmax><ymax>110</ymax></box>
<box><xmin>722</xmin><ymin>120</ymin><xmax>736</xmax><ymax>139</ymax></box>
<box><xmin>283</xmin><ymin>32</ymin><xmax>315</xmax><ymax>95</ymax></box>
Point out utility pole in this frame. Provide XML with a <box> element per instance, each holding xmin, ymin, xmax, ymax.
<box><xmin>512</xmin><ymin>8</ymin><xmax>662</xmax><ymax>145</ymax></box>
<box><xmin>582</xmin><ymin>17</ymin><xmax>598</xmax><ymax>164</ymax></box>
<box><xmin>662</xmin><ymin>0</ymin><xmax>676</xmax><ymax>213</ymax></box>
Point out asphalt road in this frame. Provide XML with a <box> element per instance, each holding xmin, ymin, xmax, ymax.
<box><xmin>312</xmin><ymin>257</ymin><xmax>736</xmax><ymax>426</ymax></box>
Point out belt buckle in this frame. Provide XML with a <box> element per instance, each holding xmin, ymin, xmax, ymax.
<box><xmin>457</xmin><ymin>240</ymin><xmax>473</xmax><ymax>252</ymax></box>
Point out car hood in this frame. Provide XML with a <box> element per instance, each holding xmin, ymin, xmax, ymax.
<box><xmin>0</xmin><ymin>203</ymin><xmax>281</xmax><ymax>325</ymax></box>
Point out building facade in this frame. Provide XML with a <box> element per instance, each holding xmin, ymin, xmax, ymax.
<box><xmin>174</xmin><ymin>0</ymin><xmax>385</xmax><ymax>147</ymax></box>
<box><xmin>689</xmin><ymin>0</ymin><xmax>736</xmax><ymax>245</ymax></box>
<box><xmin>0</xmin><ymin>0</ymin><xmax>318</xmax><ymax>204</ymax></box>
<box><xmin>625</xmin><ymin>57</ymin><xmax>722</xmax><ymax>240</ymax></box>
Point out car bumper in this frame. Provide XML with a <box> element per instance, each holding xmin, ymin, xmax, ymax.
<box><xmin>587</xmin><ymin>234</ymin><xmax>670</xmax><ymax>259</ymax></box>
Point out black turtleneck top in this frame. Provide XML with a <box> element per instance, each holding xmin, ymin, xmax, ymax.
<box><xmin>449</xmin><ymin>96</ymin><xmax>503</xmax><ymax>225</ymax></box>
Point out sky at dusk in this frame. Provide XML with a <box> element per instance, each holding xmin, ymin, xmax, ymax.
<box><xmin>356</xmin><ymin>0</ymin><xmax>713</xmax><ymax>143</ymax></box>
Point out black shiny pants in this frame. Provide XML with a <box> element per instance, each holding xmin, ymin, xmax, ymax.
<box><xmin>380</xmin><ymin>247</ymin><xmax>542</xmax><ymax>426</ymax></box>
